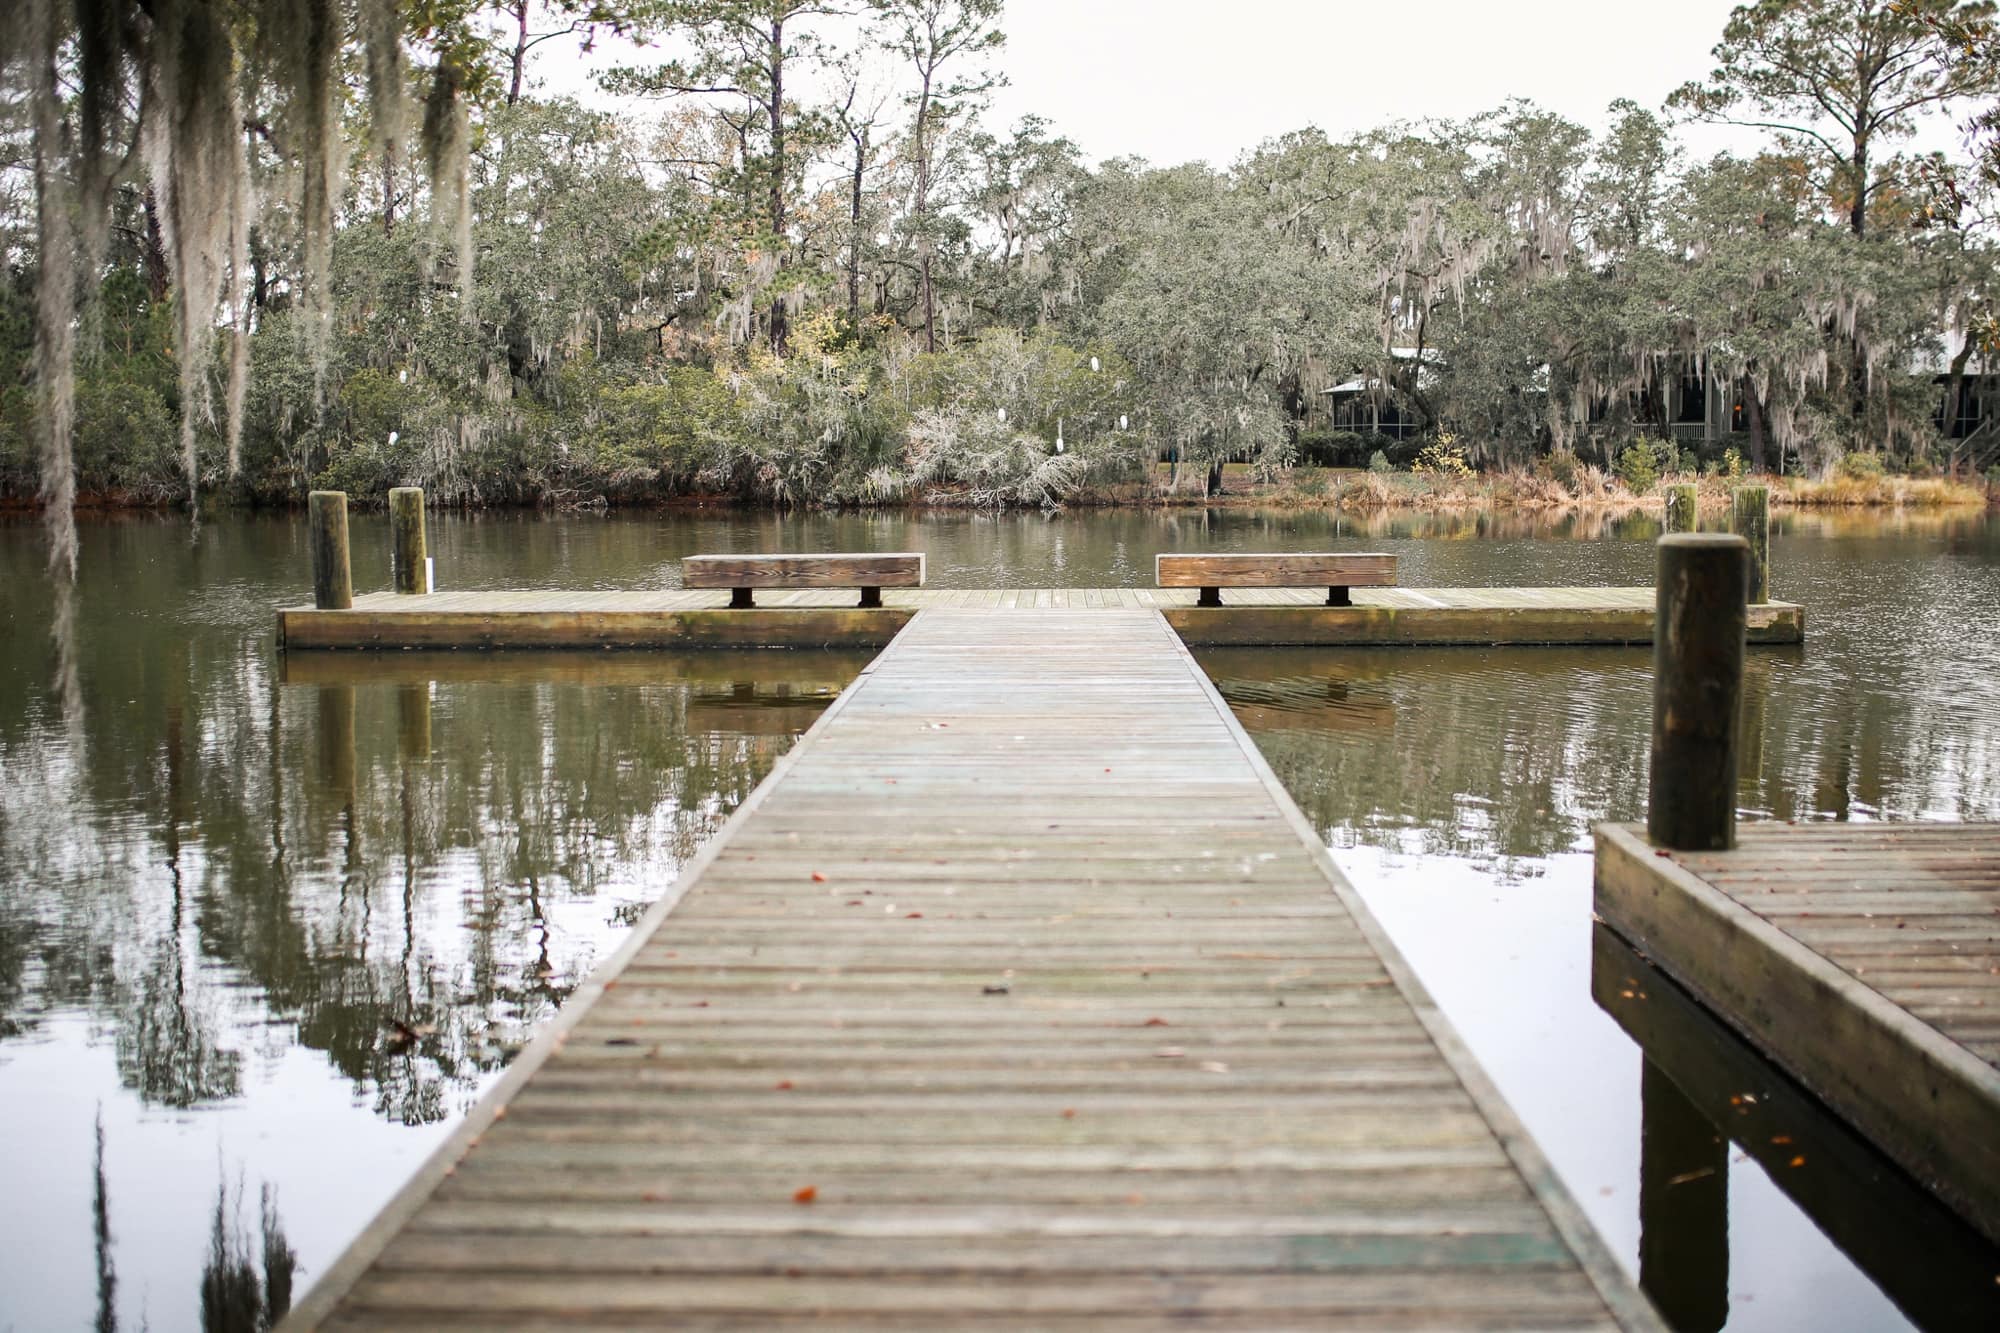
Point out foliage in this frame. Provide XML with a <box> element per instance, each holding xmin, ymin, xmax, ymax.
<box><xmin>1616</xmin><ymin>440</ymin><xmax>1665</xmax><ymax>492</ymax></box>
<box><xmin>8</xmin><ymin>0</ymin><xmax>2000</xmax><ymax>519</ymax></box>
<box><xmin>1411</xmin><ymin>440</ymin><xmax>1475</xmax><ymax>477</ymax></box>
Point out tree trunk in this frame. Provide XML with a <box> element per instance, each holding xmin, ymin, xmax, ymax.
<box><xmin>912</xmin><ymin>67</ymin><xmax>936</xmax><ymax>353</ymax></box>
<box><xmin>1205</xmin><ymin>457</ymin><xmax>1224</xmax><ymax>497</ymax></box>
<box><xmin>1944</xmin><ymin>331</ymin><xmax>1976</xmax><ymax>472</ymax></box>
<box><xmin>766</xmin><ymin>17</ymin><xmax>788</xmax><ymax>352</ymax></box>
<box><xmin>381</xmin><ymin>143</ymin><xmax>396</xmax><ymax>236</ymax></box>
<box><xmin>142</xmin><ymin>186</ymin><xmax>169</xmax><ymax>303</ymax></box>
<box><xmin>507</xmin><ymin>0</ymin><xmax>530</xmax><ymax>106</ymax></box>
<box><xmin>1744</xmin><ymin>379</ymin><xmax>1767</xmax><ymax>472</ymax></box>
<box><xmin>847</xmin><ymin>129</ymin><xmax>867</xmax><ymax>322</ymax></box>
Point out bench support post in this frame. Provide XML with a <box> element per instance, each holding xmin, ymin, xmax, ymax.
<box><xmin>1327</xmin><ymin>586</ymin><xmax>1351</xmax><ymax>607</ymax></box>
<box><xmin>1198</xmin><ymin>586</ymin><xmax>1222</xmax><ymax>607</ymax></box>
<box><xmin>729</xmin><ymin>587</ymin><xmax>755</xmax><ymax>609</ymax></box>
<box><xmin>858</xmin><ymin>586</ymin><xmax>882</xmax><ymax>608</ymax></box>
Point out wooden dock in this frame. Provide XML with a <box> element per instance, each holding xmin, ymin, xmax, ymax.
<box><xmin>1595</xmin><ymin>820</ymin><xmax>2000</xmax><ymax>1245</ymax></box>
<box><xmin>278</xmin><ymin>585</ymin><xmax>1805</xmax><ymax>650</ymax></box>
<box><xmin>288</xmin><ymin>608</ymin><xmax>1658</xmax><ymax>1330</ymax></box>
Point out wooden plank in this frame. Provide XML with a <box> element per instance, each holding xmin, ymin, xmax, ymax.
<box><xmin>1157</xmin><ymin>553</ymin><xmax>1397</xmax><ymax>588</ymax></box>
<box><xmin>286</xmin><ymin>608</ymin><xmax>1656</xmax><ymax>1331</ymax></box>
<box><xmin>683</xmin><ymin>553</ymin><xmax>925</xmax><ymax>589</ymax></box>
<box><xmin>1593</xmin><ymin>820</ymin><xmax>2000</xmax><ymax>1244</ymax></box>
<box><xmin>279</xmin><ymin>588</ymin><xmax>1806</xmax><ymax>651</ymax></box>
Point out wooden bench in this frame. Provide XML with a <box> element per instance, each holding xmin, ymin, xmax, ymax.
<box><xmin>1156</xmin><ymin>552</ymin><xmax>1397</xmax><ymax>607</ymax></box>
<box><xmin>683</xmin><ymin>552</ymin><xmax>925</xmax><ymax>608</ymax></box>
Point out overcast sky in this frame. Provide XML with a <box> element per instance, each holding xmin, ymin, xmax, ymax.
<box><xmin>545</xmin><ymin>0</ymin><xmax>1968</xmax><ymax>169</ymax></box>
<box><xmin>981</xmin><ymin>0</ymin><xmax>1756</xmax><ymax>166</ymax></box>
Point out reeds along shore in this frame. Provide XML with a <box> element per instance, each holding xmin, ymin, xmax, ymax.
<box><xmin>1111</xmin><ymin>466</ymin><xmax>1995</xmax><ymax>513</ymax></box>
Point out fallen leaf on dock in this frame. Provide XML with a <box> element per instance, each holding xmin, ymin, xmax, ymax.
<box><xmin>793</xmin><ymin>1186</ymin><xmax>817</xmax><ymax>1204</ymax></box>
<box><xmin>811</xmin><ymin>871</ymin><xmax>827</xmax><ymax>882</ymax></box>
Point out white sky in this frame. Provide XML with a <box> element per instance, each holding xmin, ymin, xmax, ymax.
<box><xmin>541</xmin><ymin>0</ymin><xmax>1969</xmax><ymax>169</ymax></box>
<box><xmin>983</xmin><ymin>0</ymin><xmax>1754</xmax><ymax>166</ymax></box>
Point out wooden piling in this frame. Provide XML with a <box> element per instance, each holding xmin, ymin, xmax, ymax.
<box><xmin>308</xmin><ymin>491</ymin><xmax>353</xmax><ymax>611</ymax></box>
<box><xmin>389</xmin><ymin>487</ymin><xmax>429</xmax><ymax>595</ymax></box>
<box><xmin>1663</xmin><ymin>483</ymin><xmax>1698</xmax><ymax>535</ymax></box>
<box><xmin>1731</xmin><ymin>485</ymin><xmax>1769</xmax><ymax>603</ymax></box>
<box><xmin>1648</xmin><ymin>533</ymin><xmax>1747</xmax><ymax>851</ymax></box>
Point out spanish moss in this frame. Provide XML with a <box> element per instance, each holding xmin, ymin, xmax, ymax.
<box><xmin>422</xmin><ymin>59</ymin><xmax>475</xmax><ymax>319</ymax></box>
<box><xmin>144</xmin><ymin>0</ymin><xmax>251</xmax><ymax>502</ymax></box>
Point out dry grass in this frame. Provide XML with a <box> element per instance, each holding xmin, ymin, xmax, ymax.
<box><xmin>1772</xmin><ymin>473</ymin><xmax>1988</xmax><ymax>508</ymax></box>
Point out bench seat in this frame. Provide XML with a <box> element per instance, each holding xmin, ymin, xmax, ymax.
<box><xmin>683</xmin><ymin>552</ymin><xmax>925</xmax><ymax>608</ymax></box>
<box><xmin>1156</xmin><ymin>552</ymin><xmax>1397</xmax><ymax>606</ymax></box>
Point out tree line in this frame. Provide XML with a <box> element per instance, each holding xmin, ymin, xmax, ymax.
<box><xmin>5</xmin><ymin>0</ymin><xmax>2000</xmax><ymax>519</ymax></box>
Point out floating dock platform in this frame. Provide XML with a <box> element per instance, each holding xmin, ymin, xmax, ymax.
<box><xmin>278</xmin><ymin>585</ymin><xmax>1805</xmax><ymax>651</ymax></box>
<box><xmin>1595</xmin><ymin>820</ymin><xmax>2000</xmax><ymax>1245</ymax></box>
<box><xmin>288</xmin><ymin>608</ymin><xmax>1659</xmax><ymax>1329</ymax></box>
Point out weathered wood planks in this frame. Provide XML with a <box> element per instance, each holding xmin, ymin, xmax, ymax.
<box><xmin>685</xmin><ymin>552</ymin><xmax>925</xmax><ymax>607</ymax></box>
<box><xmin>286</xmin><ymin>608</ymin><xmax>1658</xmax><ymax>1330</ymax></box>
<box><xmin>1594</xmin><ymin>820</ymin><xmax>2000</xmax><ymax>1244</ymax></box>
<box><xmin>1157</xmin><ymin>552</ymin><xmax>1397</xmax><ymax>607</ymax></box>
<box><xmin>276</xmin><ymin>586</ymin><xmax>1806</xmax><ymax>650</ymax></box>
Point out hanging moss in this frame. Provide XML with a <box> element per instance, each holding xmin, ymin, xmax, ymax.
<box><xmin>27</xmin><ymin>0</ymin><xmax>77</xmax><ymax>576</ymax></box>
<box><xmin>144</xmin><ymin>0</ymin><xmax>252</xmax><ymax>501</ymax></box>
<box><xmin>359</xmin><ymin>0</ymin><xmax>406</xmax><ymax>157</ymax></box>
<box><xmin>423</xmin><ymin>60</ymin><xmax>475</xmax><ymax>319</ymax></box>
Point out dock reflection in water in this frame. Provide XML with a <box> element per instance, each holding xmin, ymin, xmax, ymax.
<box><xmin>1595</xmin><ymin>925</ymin><xmax>2000</xmax><ymax>1332</ymax></box>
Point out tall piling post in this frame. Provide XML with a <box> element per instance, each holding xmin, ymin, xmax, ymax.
<box><xmin>308</xmin><ymin>491</ymin><xmax>353</xmax><ymax>610</ymax></box>
<box><xmin>1664</xmin><ymin>482</ymin><xmax>1699</xmax><ymax>535</ymax></box>
<box><xmin>389</xmin><ymin>487</ymin><xmax>430</xmax><ymax>594</ymax></box>
<box><xmin>1730</xmin><ymin>484</ymin><xmax>1769</xmax><ymax>604</ymax></box>
<box><xmin>1649</xmin><ymin>533</ymin><xmax>1748</xmax><ymax>851</ymax></box>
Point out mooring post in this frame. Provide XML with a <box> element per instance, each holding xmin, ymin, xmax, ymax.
<box><xmin>308</xmin><ymin>490</ymin><xmax>353</xmax><ymax>610</ymax></box>
<box><xmin>389</xmin><ymin>486</ymin><xmax>429</xmax><ymax>594</ymax></box>
<box><xmin>1649</xmin><ymin>533</ymin><xmax>1748</xmax><ymax>851</ymax></box>
<box><xmin>1664</xmin><ymin>482</ymin><xmax>1699</xmax><ymax>535</ymax></box>
<box><xmin>1730</xmin><ymin>484</ymin><xmax>1769</xmax><ymax>603</ymax></box>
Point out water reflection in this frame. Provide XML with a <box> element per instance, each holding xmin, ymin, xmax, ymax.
<box><xmin>4</xmin><ymin>507</ymin><xmax>1997</xmax><ymax>1330</ymax></box>
<box><xmin>1597</xmin><ymin>926</ymin><xmax>2000</xmax><ymax>1331</ymax></box>
<box><xmin>0</xmin><ymin>516</ymin><xmax>866</xmax><ymax>1327</ymax></box>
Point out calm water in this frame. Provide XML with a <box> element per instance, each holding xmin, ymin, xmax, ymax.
<box><xmin>2</xmin><ymin>506</ymin><xmax>1996</xmax><ymax>1331</ymax></box>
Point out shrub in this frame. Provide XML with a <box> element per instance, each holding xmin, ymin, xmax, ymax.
<box><xmin>1705</xmin><ymin>446</ymin><xmax>1745</xmax><ymax>481</ymax></box>
<box><xmin>1616</xmin><ymin>440</ymin><xmax>1663</xmax><ymax>492</ymax></box>
<box><xmin>1367</xmin><ymin>449</ymin><xmax>1392</xmax><ymax>474</ymax></box>
<box><xmin>1537</xmin><ymin>450</ymin><xmax>1580</xmax><ymax>490</ymax></box>
<box><xmin>1411</xmin><ymin>436</ymin><xmax>1473</xmax><ymax>477</ymax></box>
<box><xmin>1837</xmin><ymin>450</ymin><xmax>1886</xmax><ymax>479</ymax></box>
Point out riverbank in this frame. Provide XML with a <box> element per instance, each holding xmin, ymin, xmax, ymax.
<box><xmin>1091</xmin><ymin>465</ymin><xmax>1995</xmax><ymax>512</ymax></box>
<box><xmin>6</xmin><ymin>465</ymin><xmax>1992</xmax><ymax>517</ymax></box>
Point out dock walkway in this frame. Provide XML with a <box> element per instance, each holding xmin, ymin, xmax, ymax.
<box><xmin>290</xmin><ymin>608</ymin><xmax>1656</xmax><ymax>1329</ymax></box>
<box><xmin>1596</xmin><ymin>821</ymin><xmax>2000</xmax><ymax>1244</ymax></box>
<box><xmin>279</xmin><ymin>584</ymin><xmax>1805</xmax><ymax>650</ymax></box>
